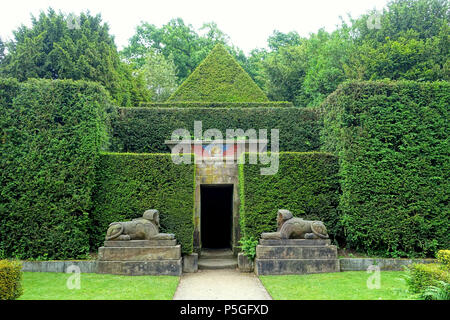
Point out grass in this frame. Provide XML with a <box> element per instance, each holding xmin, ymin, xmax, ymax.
<box><xmin>19</xmin><ymin>272</ymin><xmax>180</xmax><ymax>300</ymax></box>
<box><xmin>259</xmin><ymin>271</ymin><xmax>409</xmax><ymax>300</ymax></box>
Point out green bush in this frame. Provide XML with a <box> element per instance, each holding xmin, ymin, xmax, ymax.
<box><xmin>90</xmin><ymin>152</ymin><xmax>195</xmax><ymax>254</ymax></box>
<box><xmin>0</xmin><ymin>260</ymin><xmax>23</xmax><ymax>300</ymax></box>
<box><xmin>321</xmin><ymin>80</ymin><xmax>450</xmax><ymax>257</ymax></box>
<box><xmin>110</xmin><ymin>107</ymin><xmax>322</xmax><ymax>153</ymax></box>
<box><xmin>238</xmin><ymin>152</ymin><xmax>341</xmax><ymax>243</ymax></box>
<box><xmin>405</xmin><ymin>263</ymin><xmax>450</xmax><ymax>298</ymax></box>
<box><xmin>138</xmin><ymin>101</ymin><xmax>293</xmax><ymax>108</ymax></box>
<box><xmin>0</xmin><ymin>78</ymin><xmax>109</xmax><ymax>260</ymax></box>
<box><xmin>437</xmin><ymin>250</ymin><xmax>450</xmax><ymax>270</ymax></box>
<box><xmin>238</xmin><ymin>236</ymin><xmax>259</xmax><ymax>261</ymax></box>
<box><xmin>168</xmin><ymin>44</ymin><xmax>268</xmax><ymax>102</ymax></box>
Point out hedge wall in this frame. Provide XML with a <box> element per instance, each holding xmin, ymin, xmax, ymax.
<box><xmin>91</xmin><ymin>153</ymin><xmax>195</xmax><ymax>254</ymax></box>
<box><xmin>168</xmin><ymin>44</ymin><xmax>269</xmax><ymax>102</ymax></box>
<box><xmin>0</xmin><ymin>78</ymin><xmax>109</xmax><ymax>260</ymax></box>
<box><xmin>138</xmin><ymin>101</ymin><xmax>293</xmax><ymax>108</ymax></box>
<box><xmin>321</xmin><ymin>80</ymin><xmax>450</xmax><ymax>257</ymax></box>
<box><xmin>239</xmin><ymin>152</ymin><xmax>341</xmax><ymax>243</ymax></box>
<box><xmin>110</xmin><ymin>107</ymin><xmax>322</xmax><ymax>153</ymax></box>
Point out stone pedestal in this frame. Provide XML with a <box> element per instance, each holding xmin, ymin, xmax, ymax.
<box><xmin>97</xmin><ymin>240</ymin><xmax>182</xmax><ymax>276</ymax></box>
<box><xmin>254</xmin><ymin>239</ymin><xmax>339</xmax><ymax>275</ymax></box>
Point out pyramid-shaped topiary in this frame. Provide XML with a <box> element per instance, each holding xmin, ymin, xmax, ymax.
<box><xmin>167</xmin><ymin>44</ymin><xmax>269</xmax><ymax>102</ymax></box>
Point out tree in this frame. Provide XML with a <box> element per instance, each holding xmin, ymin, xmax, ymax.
<box><xmin>138</xmin><ymin>49</ymin><xmax>178</xmax><ymax>101</ymax></box>
<box><xmin>0</xmin><ymin>38</ymin><xmax>5</xmax><ymax>64</ymax></box>
<box><xmin>260</xmin><ymin>0</ymin><xmax>449</xmax><ymax>106</ymax></box>
<box><xmin>0</xmin><ymin>8</ymin><xmax>150</xmax><ymax>106</ymax></box>
<box><xmin>267</xmin><ymin>30</ymin><xmax>302</xmax><ymax>51</ymax></box>
<box><xmin>348</xmin><ymin>0</ymin><xmax>449</xmax><ymax>82</ymax></box>
<box><xmin>121</xmin><ymin>18</ymin><xmax>247</xmax><ymax>83</ymax></box>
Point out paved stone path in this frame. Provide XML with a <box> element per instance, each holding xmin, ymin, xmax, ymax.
<box><xmin>173</xmin><ymin>269</ymin><xmax>272</xmax><ymax>300</ymax></box>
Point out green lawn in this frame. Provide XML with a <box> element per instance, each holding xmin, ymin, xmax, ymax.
<box><xmin>19</xmin><ymin>272</ymin><xmax>180</xmax><ymax>300</ymax></box>
<box><xmin>259</xmin><ymin>271</ymin><xmax>409</xmax><ymax>300</ymax></box>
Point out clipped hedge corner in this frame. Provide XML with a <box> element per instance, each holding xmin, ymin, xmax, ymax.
<box><xmin>0</xmin><ymin>78</ymin><xmax>110</xmax><ymax>260</ymax></box>
<box><xmin>321</xmin><ymin>80</ymin><xmax>450</xmax><ymax>257</ymax></box>
<box><xmin>406</xmin><ymin>263</ymin><xmax>450</xmax><ymax>295</ymax></box>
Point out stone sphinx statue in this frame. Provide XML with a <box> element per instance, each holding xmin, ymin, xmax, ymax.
<box><xmin>105</xmin><ymin>209</ymin><xmax>175</xmax><ymax>241</ymax></box>
<box><xmin>261</xmin><ymin>209</ymin><xmax>329</xmax><ymax>240</ymax></box>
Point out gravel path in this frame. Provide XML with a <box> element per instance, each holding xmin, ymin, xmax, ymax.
<box><xmin>173</xmin><ymin>269</ymin><xmax>272</xmax><ymax>300</ymax></box>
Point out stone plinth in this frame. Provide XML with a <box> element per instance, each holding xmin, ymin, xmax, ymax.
<box><xmin>183</xmin><ymin>253</ymin><xmax>198</xmax><ymax>273</ymax></box>
<box><xmin>254</xmin><ymin>239</ymin><xmax>339</xmax><ymax>275</ymax></box>
<box><xmin>238</xmin><ymin>253</ymin><xmax>254</xmax><ymax>272</ymax></box>
<box><xmin>97</xmin><ymin>240</ymin><xmax>182</xmax><ymax>276</ymax></box>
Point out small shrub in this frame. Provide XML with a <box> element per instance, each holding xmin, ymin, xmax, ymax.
<box><xmin>437</xmin><ymin>250</ymin><xmax>450</xmax><ymax>270</ymax></box>
<box><xmin>405</xmin><ymin>263</ymin><xmax>450</xmax><ymax>298</ymax></box>
<box><xmin>421</xmin><ymin>281</ymin><xmax>450</xmax><ymax>300</ymax></box>
<box><xmin>0</xmin><ymin>260</ymin><xmax>23</xmax><ymax>300</ymax></box>
<box><xmin>238</xmin><ymin>237</ymin><xmax>259</xmax><ymax>261</ymax></box>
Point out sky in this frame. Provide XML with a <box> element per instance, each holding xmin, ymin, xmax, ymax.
<box><xmin>0</xmin><ymin>0</ymin><xmax>390</xmax><ymax>54</ymax></box>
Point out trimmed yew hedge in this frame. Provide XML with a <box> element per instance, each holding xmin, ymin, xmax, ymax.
<box><xmin>0</xmin><ymin>78</ymin><xmax>109</xmax><ymax>260</ymax></box>
<box><xmin>110</xmin><ymin>107</ymin><xmax>322</xmax><ymax>153</ymax></box>
<box><xmin>168</xmin><ymin>44</ymin><xmax>268</xmax><ymax>102</ymax></box>
<box><xmin>321</xmin><ymin>80</ymin><xmax>450</xmax><ymax>257</ymax></box>
<box><xmin>239</xmin><ymin>152</ymin><xmax>341</xmax><ymax>243</ymax></box>
<box><xmin>90</xmin><ymin>153</ymin><xmax>195</xmax><ymax>254</ymax></box>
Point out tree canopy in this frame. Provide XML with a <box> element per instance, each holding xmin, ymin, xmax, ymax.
<box><xmin>247</xmin><ymin>0</ymin><xmax>449</xmax><ymax>106</ymax></box>
<box><xmin>0</xmin><ymin>0</ymin><xmax>447</xmax><ymax>106</ymax></box>
<box><xmin>0</xmin><ymin>9</ymin><xmax>150</xmax><ymax>106</ymax></box>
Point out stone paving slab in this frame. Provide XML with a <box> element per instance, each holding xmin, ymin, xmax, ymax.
<box><xmin>173</xmin><ymin>269</ymin><xmax>272</xmax><ymax>300</ymax></box>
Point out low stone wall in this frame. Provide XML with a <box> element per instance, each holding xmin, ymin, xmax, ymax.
<box><xmin>21</xmin><ymin>257</ymin><xmax>438</xmax><ymax>274</ymax></box>
<box><xmin>22</xmin><ymin>261</ymin><xmax>98</xmax><ymax>273</ymax></box>
<box><xmin>339</xmin><ymin>258</ymin><xmax>436</xmax><ymax>271</ymax></box>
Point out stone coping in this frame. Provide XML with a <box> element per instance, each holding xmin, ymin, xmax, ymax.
<box><xmin>19</xmin><ymin>257</ymin><xmax>438</xmax><ymax>273</ymax></box>
<box><xmin>339</xmin><ymin>258</ymin><xmax>437</xmax><ymax>271</ymax></box>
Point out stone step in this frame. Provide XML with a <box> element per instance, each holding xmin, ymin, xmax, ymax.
<box><xmin>255</xmin><ymin>258</ymin><xmax>340</xmax><ymax>275</ymax></box>
<box><xmin>200</xmin><ymin>249</ymin><xmax>235</xmax><ymax>260</ymax></box>
<box><xmin>198</xmin><ymin>258</ymin><xmax>238</xmax><ymax>270</ymax></box>
<box><xmin>98</xmin><ymin>245</ymin><xmax>181</xmax><ymax>261</ymax></box>
<box><xmin>256</xmin><ymin>245</ymin><xmax>337</xmax><ymax>260</ymax></box>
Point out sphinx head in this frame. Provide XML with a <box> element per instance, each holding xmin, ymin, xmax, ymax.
<box><xmin>276</xmin><ymin>209</ymin><xmax>293</xmax><ymax>230</ymax></box>
<box><xmin>143</xmin><ymin>209</ymin><xmax>160</xmax><ymax>227</ymax></box>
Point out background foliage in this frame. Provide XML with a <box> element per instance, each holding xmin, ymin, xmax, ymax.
<box><xmin>121</xmin><ymin>19</ymin><xmax>246</xmax><ymax>84</ymax></box>
<box><xmin>321</xmin><ymin>80</ymin><xmax>449</xmax><ymax>257</ymax></box>
<box><xmin>91</xmin><ymin>153</ymin><xmax>195</xmax><ymax>254</ymax></box>
<box><xmin>0</xmin><ymin>9</ymin><xmax>150</xmax><ymax>106</ymax></box>
<box><xmin>246</xmin><ymin>0</ymin><xmax>449</xmax><ymax>106</ymax></box>
<box><xmin>0</xmin><ymin>78</ymin><xmax>109</xmax><ymax>259</ymax></box>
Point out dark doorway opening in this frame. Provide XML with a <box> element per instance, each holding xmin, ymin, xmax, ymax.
<box><xmin>201</xmin><ymin>184</ymin><xmax>233</xmax><ymax>249</ymax></box>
